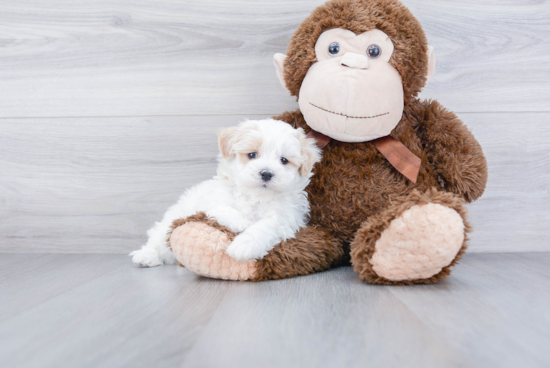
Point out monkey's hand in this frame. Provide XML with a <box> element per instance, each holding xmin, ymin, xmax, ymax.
<box><xmin>416</xmin><ymin>100</ymin><xmax>488</xmax><ymax>202</ymax></box>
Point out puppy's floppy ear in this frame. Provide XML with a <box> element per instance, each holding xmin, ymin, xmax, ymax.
<box><xmin>218</xmin><ymin>126</ymin><xmax>240</xmax><ymax>158</ymax></box>
<box><xmin>296</xmin><ymin>128</ymin><xmax>322</xmax><ymax>176</ymax></box>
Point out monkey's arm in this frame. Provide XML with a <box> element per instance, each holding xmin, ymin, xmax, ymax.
<box><xmin>415</xmin><ymin>100</ymin><xmax>488</xmax><ymax>203</ymax></box>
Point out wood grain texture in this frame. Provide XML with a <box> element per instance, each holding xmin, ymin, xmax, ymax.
<box><xmin>0</xmin><ymin>253</ymin><xmax>549</xmax><ymax>368</ymax></box>
<box><xmin>0</xmin><ymin>0</ymin><xmax>548</xmax><ymax>253</ymax></box>
<box><xmin>0</xmin><ymin>114</ymin><xmax>263</xmax><ymax>253</ymax></box>
<box><xmin>0</xmin><ymin>0</ymin><xmax>549</xmax><ymax>118</ymax></box>
<box><xmin>1</xmin><ymin>112</ymin><xmax>549</xmax><ymax>253</ymax></box>
<box><xmin>0</xmin><ymin>254</ymin><xmax>233</xmax><ymax>368</ymax></box>
<box><xmin>0</xmin><ymin>254</ymin><xmax>125</xmax><ymax>322</ymax></box>
<box><xmin>390</xmin><ymin>252</ymin><xmax>550</xmax><ymax>368</ymax></box>
<box><xmin>466</xmin><ymin>112</ymin><xmax>550</xmax><ymax>252</ymax></box>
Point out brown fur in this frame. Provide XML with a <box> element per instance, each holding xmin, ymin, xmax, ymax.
<box><xmin>254</xmin><ymin>98</ymin><xmax>487</xmax><ymax>284</ymax></box>
<box><xmin>253</xmin><ymin>226</ymin><xmax>345</xmax><ymax>282</ymax></box>
<box><xmin>273</xmin><ymin>100</ymin><xmax>486</xmax><ymax>246</ymax></box>
<box><xmin>256</xmin><ymin>100</ymin><xmax>486</xmax><ymax>283</ymax></box>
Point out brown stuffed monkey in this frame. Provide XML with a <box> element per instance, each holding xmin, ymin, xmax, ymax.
<box><xmin>168</xmin><ymin>0</ymin><xmax>488</xmax><ymax>285</ymax></box>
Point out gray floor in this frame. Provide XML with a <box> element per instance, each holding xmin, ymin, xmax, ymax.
<box><xmin>1</xmin><ymin>253</ymin><xmax>549</xmax><ymax>368</ymax></box>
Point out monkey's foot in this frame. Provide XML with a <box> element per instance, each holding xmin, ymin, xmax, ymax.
<box><xmin>169</xmin><ymin>212</ymin><xmax>344</xmax><ymax>282</ymax></box>
<box><xmin>351</xmin><ymin>189</ymin><xmax>470</xmax><ymax>285</ymax></box>
<box><xmin>169</xmin><ymin>213</ymin><xmax>258</xmax><ymax>281</ymax></box>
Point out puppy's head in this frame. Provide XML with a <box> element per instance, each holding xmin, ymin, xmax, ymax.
<box><xmin>217</xmin><ymin>119</ymin><xmax>321</xmax><ymax>193</ymax></box>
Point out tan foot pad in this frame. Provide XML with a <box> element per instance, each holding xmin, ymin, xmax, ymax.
<box><xmin>370</xmin><ymin>203</ymin><xmax>465</xmax><ymax>281</ymax></box>
<box><xmin>170</xmin><ymin>221</ymin><xmax>258</xmax><ymax>281</ymax></box>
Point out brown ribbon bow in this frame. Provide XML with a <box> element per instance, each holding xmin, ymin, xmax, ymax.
<box><xmin>306</xmin><ymin>130</ymin><xmax>421</xmax><ymax>183</ymax></box>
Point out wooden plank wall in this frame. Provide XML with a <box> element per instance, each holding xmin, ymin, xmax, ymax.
<box><xmin>1</xmin><ymin>0</ymin><xmax>549</xmax><ymax>254</ymax></box>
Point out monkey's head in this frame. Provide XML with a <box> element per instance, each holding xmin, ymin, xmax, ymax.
<box><xmin>274</xmin><ymin>0</ymin><xmax>435</xmax><ymax>143</ymax></box>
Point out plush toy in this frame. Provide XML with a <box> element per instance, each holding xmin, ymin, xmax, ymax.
<box><xmin>169</xmin><ymin>0</ymin><xmax>487</xmax><ymax>284</ymax></box>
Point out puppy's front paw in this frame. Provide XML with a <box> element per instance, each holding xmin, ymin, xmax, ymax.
<box><xmin>225</xmin><ymin>233</ymin><xmax>264</xmax><ymax>262</ymax></box>
<box><xmin>130</xmin><ymin>247</ymin><xmax>163</xmax><ymax>267</ymax></box>
<box><xmin>210</xmin><ymin>213</ymin><xmax>251</xmax><ymax>233</ymax></box>
<box><xmin>225</xmin><ymin>217</ymin><xmax>253</xmax><ymax>233</ymax></box>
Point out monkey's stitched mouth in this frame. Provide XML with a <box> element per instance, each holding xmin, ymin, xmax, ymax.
<box><xmin>310</xmin><ymin>102</ymin><xmax>389</xmax><ymax>119</ymax></box>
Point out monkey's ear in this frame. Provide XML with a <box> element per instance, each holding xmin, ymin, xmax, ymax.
<box><xmin>218</xmin><ymin>126</ymin><xmax>240</xmax><ymax>158</ymax></box>
<box><xmin>426</xmin><ymin>46</ymin><xmax>436</xmax><ymax>84</ymax></box>
<box><xmin>273</xmin><ymin>53</ymin><xmax>290</xmax><ymax>93</ymax></box>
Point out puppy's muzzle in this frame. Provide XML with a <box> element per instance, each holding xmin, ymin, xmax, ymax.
<box><xmin>260</xmin><ymin>170</ymin><xmax>274</xmax><ymax>182</ymax></box>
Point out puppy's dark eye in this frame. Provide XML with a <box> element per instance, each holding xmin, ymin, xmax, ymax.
<box><xmin>248</xmin><ymin>152</ymin><xmax>258</xmax><ymax>159</ymax></box>
<box><xmin>280</xmin><ymin>157</ymin><xmax>289</xmax><ymax>165</ymax></box>
<box><xmin>367</xmin><ymin>44</ymin><xmax>381</xmax><ymax>59</ymax></box>
<box><xmin>328</xmin><ymin>42</ymin><xmax>340</xmax><ymax>56</ymax></box>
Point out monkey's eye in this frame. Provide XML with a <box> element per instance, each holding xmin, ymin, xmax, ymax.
<box><xmin>367</xmin><ymin>44</ymin><xmax>381</xmax><ymax>59</ymax></box>
<box><xmin>328</xmin><ymin>42</ymin><xmax>340</xmax><ymax>56</ymax></box>
<box><xmin>248</xmin><ymin>153</ymin><xmax>258</xmax><ymax>159</ymax></box>
<box><xmin>280</xmin><ymin>157</ymin><xmax>289</xmax><ymax>165</ymax></box>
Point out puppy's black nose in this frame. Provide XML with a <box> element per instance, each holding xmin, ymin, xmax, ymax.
<box><xmin>260</xmin><ymin>170</ymin><xmax>274</xmax><ymax>182</ymax></box>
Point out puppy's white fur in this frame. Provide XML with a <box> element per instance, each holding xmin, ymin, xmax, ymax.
<box><xmin>130</xmin><ymin>119</ymin><xmax>321</xmax><ymax>267</ymax></box>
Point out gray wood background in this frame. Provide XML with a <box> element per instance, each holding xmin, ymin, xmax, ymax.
<box><xmin>0</xmin><ymin>0</ymin><xmax>549</xmax><ymax>254</ymax></box>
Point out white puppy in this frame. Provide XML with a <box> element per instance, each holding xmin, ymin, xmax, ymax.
<box><xmin>130</xmin><ymin>119</ymin><xmax>321</xmax><ymax>267</ymax></box>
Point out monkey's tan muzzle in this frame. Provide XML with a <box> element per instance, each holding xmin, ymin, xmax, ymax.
<box><xmin>341</xmin><ymin>52</ymin><xmax>369</xmax><ymax>69</ymax></box>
